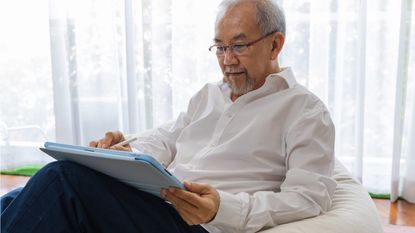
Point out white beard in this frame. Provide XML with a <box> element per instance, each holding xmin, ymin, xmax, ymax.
<box><xmin>224</xmin><ymin>73</ymin><xmax>256</xmax><ymax>96</ymax></box>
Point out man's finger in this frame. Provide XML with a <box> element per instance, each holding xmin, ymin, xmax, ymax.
<box><xmin>110</xmin><ymin>145</ymin><xmax>132</xmax><ymax>152</ymax></box>
<box><xmin>97</xmin><ymin>140</ymin><xmax>109</xmax><ymax>148</ymax></box>
<box><xmin>114</xmin><ymin>131</ymin><xmax>125</xmax><ymax>142</ymax></box>
<box><xmin>97</xmin><ymin>132</ymin><xmax>114</xmax><ymax>148</ymax></box>
<box><xmin>103</xmin><ymin>131</ymin><xmax>115</xmax><ymax>145</ymax></box>
<box><xmin>171</xmin><ymin>188</ymin><xmax>201</xmax><ymax>206</ymax></box>
<box><xmin>184</xmin><ymin>180</ymin><xmax>211</xmax><ymax>195</ymax></box>
<box><xmin>165</xmin><ymin>190</ymin><xmax>198</xmax><ymax>210</ymax></box>
<box><xmin>89</xmin><ymin>140</ymin><xmax>98</xmax><ymax>147</ymax></box>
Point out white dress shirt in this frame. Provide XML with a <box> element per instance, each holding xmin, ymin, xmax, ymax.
<box><xmin>131</xmin><ymin>67</ymin><xmax>337</xmax><ymax>233</ymax></box>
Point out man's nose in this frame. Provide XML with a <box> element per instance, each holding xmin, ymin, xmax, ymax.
<box><xmin>223</xmin><ymin>49</ymin><xmax>238</xmax><ymax>65</ymax></box>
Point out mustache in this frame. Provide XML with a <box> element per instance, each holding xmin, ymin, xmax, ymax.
<box><xmin>224</xmin><ymin>68</ymin><xmax>246</xmax><ymax>75</ymax></box>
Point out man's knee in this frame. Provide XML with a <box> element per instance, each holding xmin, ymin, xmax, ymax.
<box><xmin>36</xmin><ymin>160</ymin><xmax>89</xmax><ymax>181</ymax></box>
<box><xmin>43</xmin><ymin>160</ymin><xmax>81</xmax><ymax>172</ymax></box>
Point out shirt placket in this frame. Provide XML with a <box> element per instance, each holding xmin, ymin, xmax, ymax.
<box><xmin>192</xmin><ymin>101</ymin><xmax>244</xmax><ymax>167</ymax></box>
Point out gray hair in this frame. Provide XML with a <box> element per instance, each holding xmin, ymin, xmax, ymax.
<box><xmin>215</xmin><ymin>0</ymin><xmax>286</xmax><ymax>36</ymax></box>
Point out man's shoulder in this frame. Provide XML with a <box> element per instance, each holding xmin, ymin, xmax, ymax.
<box><xmin>283</xmin><ymin>84</ymin><xmax>329</xmax><ymax>113</ymax></box>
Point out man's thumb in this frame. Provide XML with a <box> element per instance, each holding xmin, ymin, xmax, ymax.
<box><xmin>184</xmin><ymin>180</ymin><xmax>208</xmax><ymax>194</ymax></box>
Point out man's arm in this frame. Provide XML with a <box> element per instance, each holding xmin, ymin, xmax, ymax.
<box><xmin>165</xmin><ymin>108</ymin><xmax>337</xmax><ymax>233</ymax></box>
<box><xmin>89</xmin><ymin>87</ymin><xmax>203</xmax><ymax>166</ymax></box>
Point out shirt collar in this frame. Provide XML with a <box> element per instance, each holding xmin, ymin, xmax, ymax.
<box><xmin>267</xmin><ymin>67</ymin><xmax>297</xmax><ymax>88</ymax></box>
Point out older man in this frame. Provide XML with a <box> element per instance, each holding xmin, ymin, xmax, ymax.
<box><xmin>1</xmin><ymin>0</ymin><xmax>336</xmax><ymax>232</ymax></box>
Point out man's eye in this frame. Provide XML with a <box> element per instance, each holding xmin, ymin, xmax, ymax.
<box><xmin>216</xmin><ymin>46</ymin><xmax>226</xmax><ymax>52</ymax></box>
<box><xmin>232</xmin><ymin>44</ymin><xmax>246</xmax><ymax>51</ymax></box>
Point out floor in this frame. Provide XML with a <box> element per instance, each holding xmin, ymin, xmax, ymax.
<box><xmin>1</xmin><ymin>174</ymin><xmax>414</xmax><ymax>232</ymax></box>
<box><xmin>373</xmin><ymin>198</ymin><xmax>415</xmax><ymax>233</ymax></box>
<box><xmin>0</xmin><ymin>175</ymin><xmax>30</xmax><ymax>196</ymax></box>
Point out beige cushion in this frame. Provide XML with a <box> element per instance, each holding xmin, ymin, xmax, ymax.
<box><xmin>259</xmin><ymin>161</ymin><xmax>384</xmax><ymax>233</ymax></box>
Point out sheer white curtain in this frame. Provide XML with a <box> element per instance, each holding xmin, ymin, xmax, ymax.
<box><xmin>0</xmin><ymin>0</ymin><xmax>55</xmax><ymax>169</ymax></box>
<box><xmin>280</xmin><ymin>0</ymin><xmax>415</xmax><ymax>202</ymax></box>
<box><xmin>0</xmin><ymin>0</ymin><xmax>414</xmax><ymax>203</ymax></box>
<box><xmin>47</xmin><ymin>0</ymin><xmax>221</xmax><ymax>144</ymax></box>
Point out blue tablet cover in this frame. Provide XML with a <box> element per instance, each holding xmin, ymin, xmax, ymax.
<box><xmin>40</xmin><ymin>142</ymin><xmax>184</xmax><ymax>197</ymax></box>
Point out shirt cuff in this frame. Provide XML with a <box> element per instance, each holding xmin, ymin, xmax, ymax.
<box><xmin>208</xmin><ymin>190</ymin><xmax>246</xmax><ymax>230</ymax></box>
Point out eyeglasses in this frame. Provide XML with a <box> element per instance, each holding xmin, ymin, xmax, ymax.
<box><xmin>208</xmin><ymin>30</ymin><xmax>277</xmax><ymax>56</ymax></box>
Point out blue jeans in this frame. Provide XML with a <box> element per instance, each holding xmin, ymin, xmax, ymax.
<box><xmin>1</xmin><ymin>161</ymin><xmax>209</xmax><ymax>233</ymax></box>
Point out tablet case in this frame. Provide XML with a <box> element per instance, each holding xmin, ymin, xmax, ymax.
<box><xmin>40</xmin><ymin>142</ymin><xmax>184</xmax><ymax>198</ymax></box>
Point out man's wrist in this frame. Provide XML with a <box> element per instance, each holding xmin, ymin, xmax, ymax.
<box><xmin>207</xmin><ymin>190</ymin><xmax>246</xmax><ymax>230</ymax></box>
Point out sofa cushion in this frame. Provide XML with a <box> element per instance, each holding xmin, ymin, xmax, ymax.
<box><xmin>259</xmin><ymin>161</ymin><xmax>384</xmax><ymax>233</ymax></box>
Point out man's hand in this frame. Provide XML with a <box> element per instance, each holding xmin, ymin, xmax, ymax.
<box><xmin>89</xmin><ymin>131</ymin><xmax>132</xmax><ymax>152</ymax></box>
<box><xmin>162</xmin><ymin>180</ymin><xmax>220</xmax><ymax>225</ymax></box>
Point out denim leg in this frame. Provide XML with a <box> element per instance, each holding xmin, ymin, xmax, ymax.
<box><xmin>1</xmin><ymin>187</ymin><xmax>23</xmax><ymax>213</ymax></box>
<box><xmin>1</xmin><ymin>161</ymin><xmax>208</xmax><ymax>233</ymax></box>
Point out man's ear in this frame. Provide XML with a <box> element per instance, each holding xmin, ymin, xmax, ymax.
<box><xmin>270</xmin><ymin>32</ymin><xmax>285</xmax><ymax>60</ymax></box>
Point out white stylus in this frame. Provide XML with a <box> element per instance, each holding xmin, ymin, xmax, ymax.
<box><xmin>112</xmin><ymin>136</ymin><xmax>138</xmax><ymax>147</ymax></box>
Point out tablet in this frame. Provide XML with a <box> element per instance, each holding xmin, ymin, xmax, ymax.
<box><xmin>40</xmin><ymin>142</ymin><xmax>183</xmax><ymax>198</ymax></box>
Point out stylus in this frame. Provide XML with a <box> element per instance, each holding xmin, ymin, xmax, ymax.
<box><xmin>113</xmin><ymin>136</ymin><xmax>138</xmax><ymax>147</ymax></box>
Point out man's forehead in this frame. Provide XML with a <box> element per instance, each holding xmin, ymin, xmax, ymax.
<box><xmin>214</xmin><ymin>32</ymin><xmax>248</xmax><ymax>43</ymax></box>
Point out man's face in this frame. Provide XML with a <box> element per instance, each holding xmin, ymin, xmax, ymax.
<box><xmin>215</xmin><ymin>3</ymin><xmax>277</xmax><ymax>97</ymax></box>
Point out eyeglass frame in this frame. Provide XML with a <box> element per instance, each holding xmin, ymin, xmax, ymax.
<box><xmin>208</xmin><ymin>30</ymin><xmax>278</xmax><ymax>56</ymax></box>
